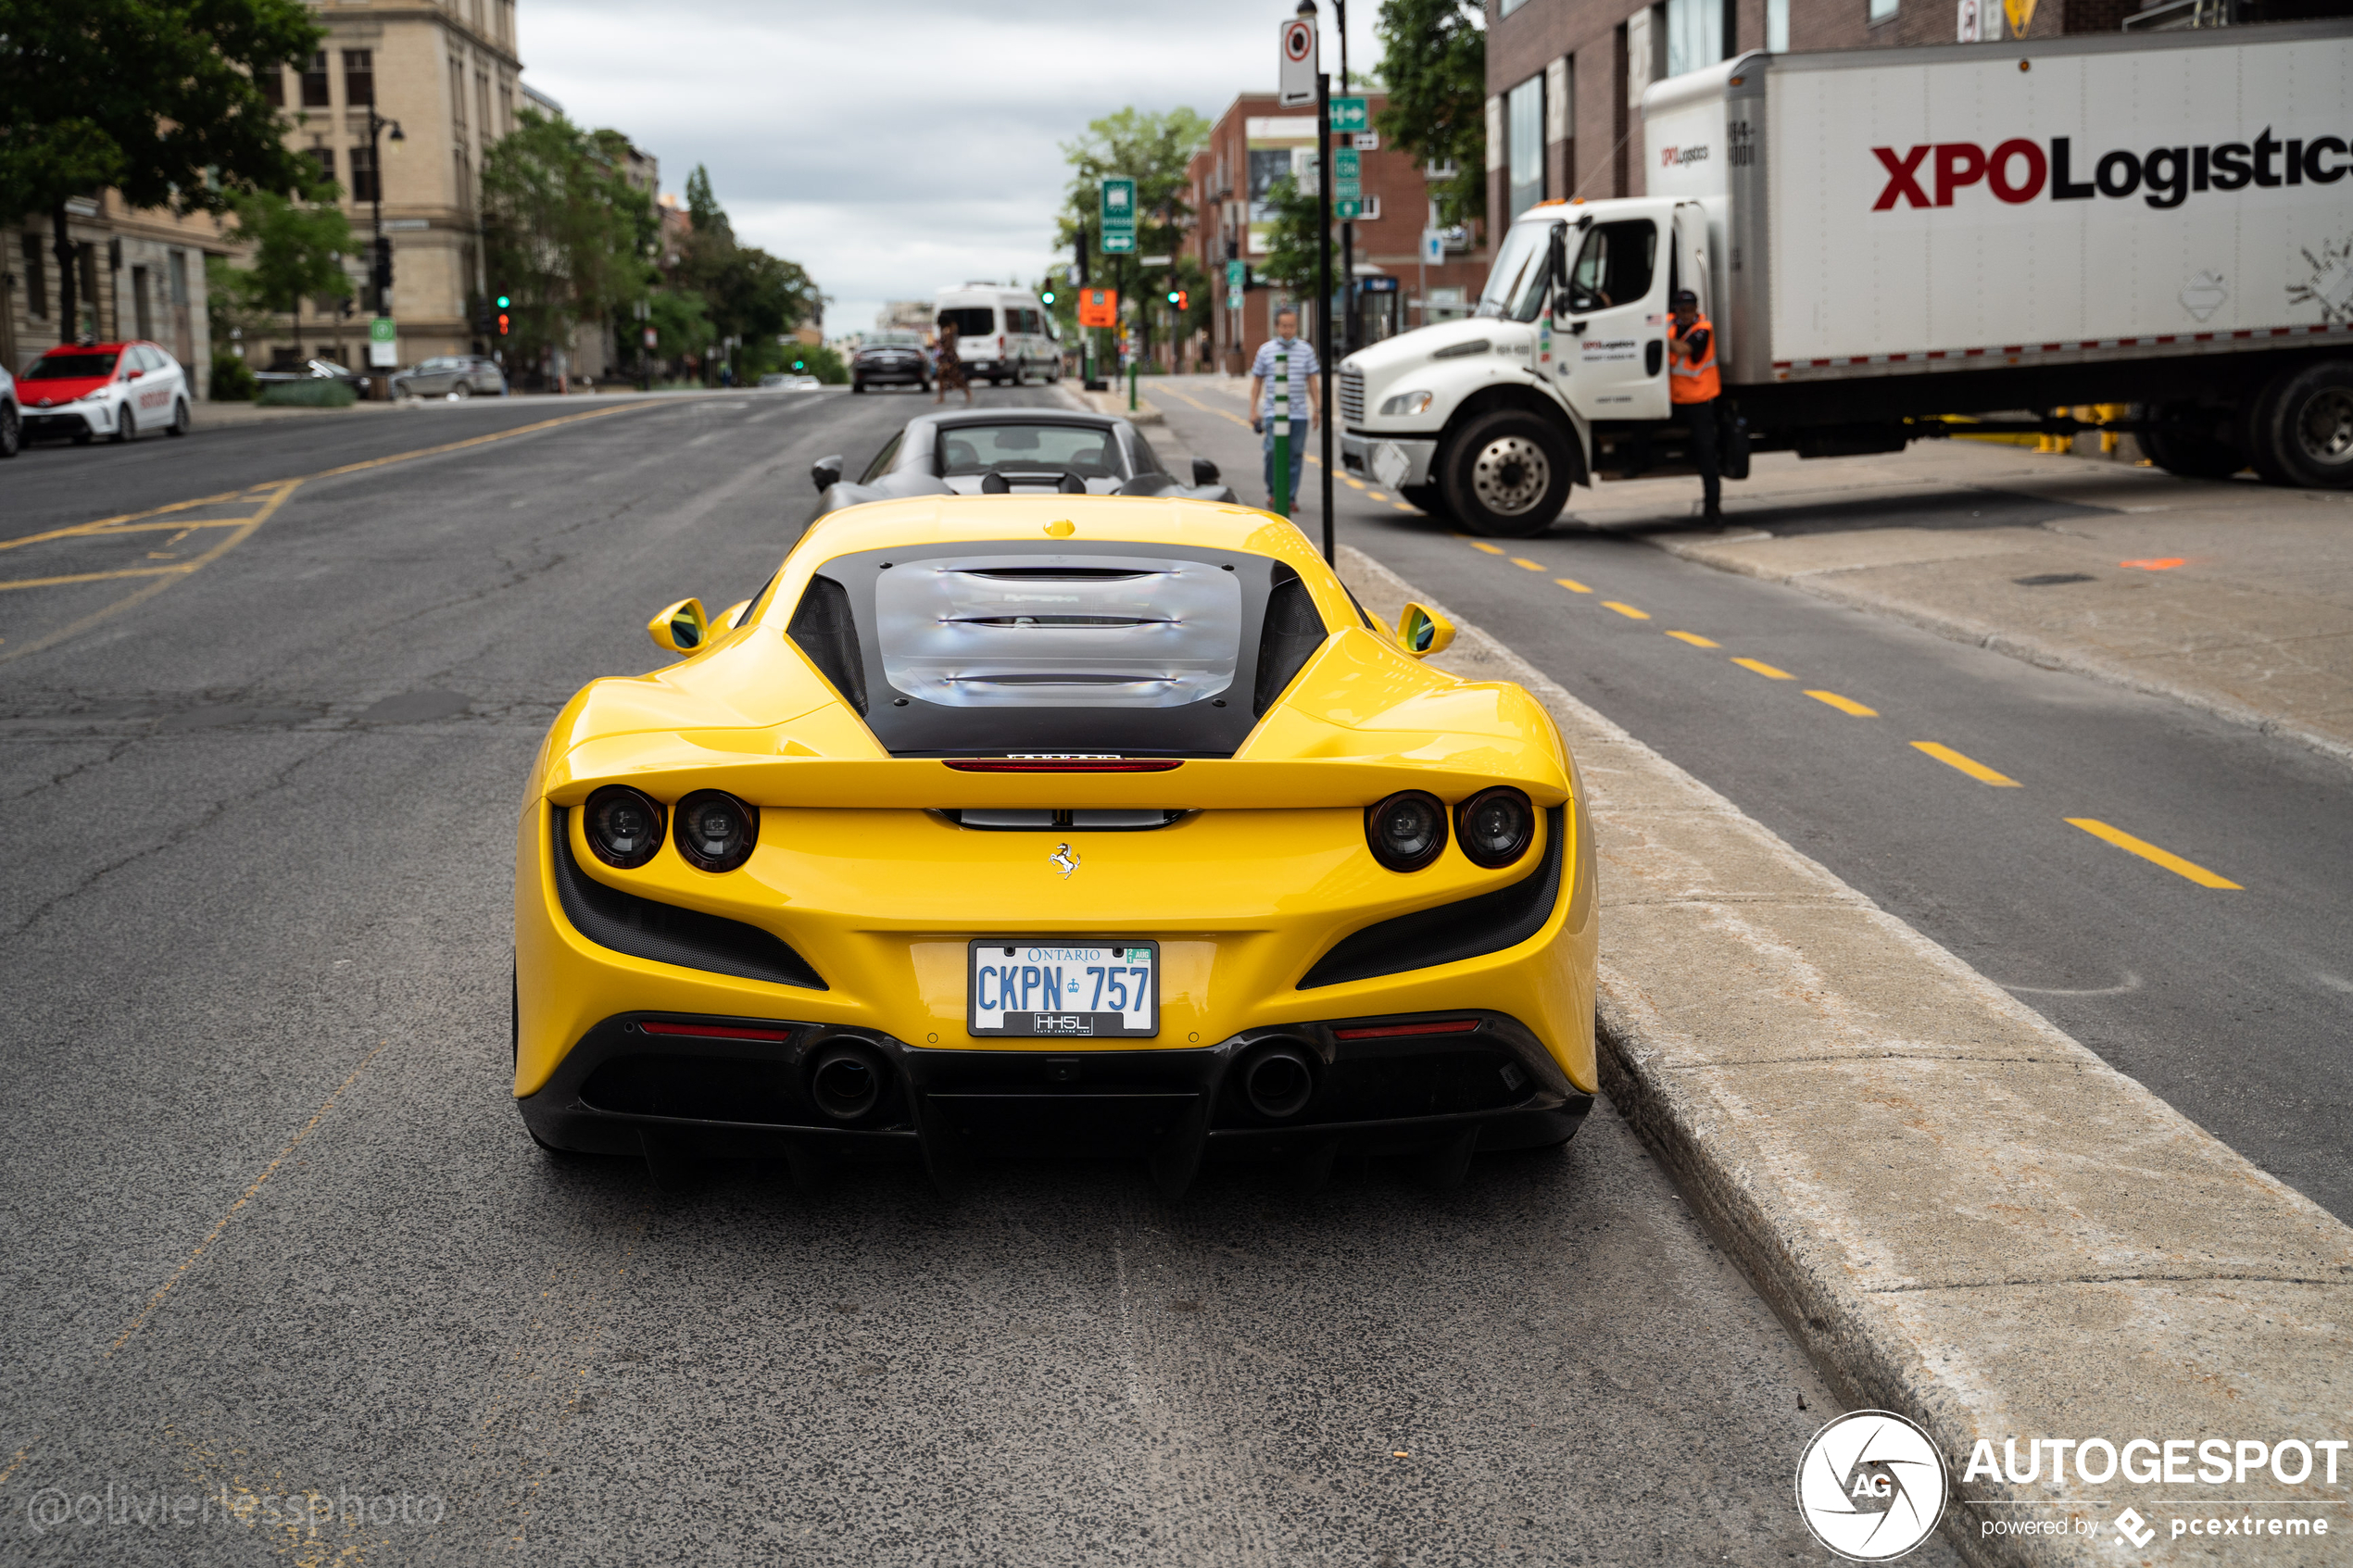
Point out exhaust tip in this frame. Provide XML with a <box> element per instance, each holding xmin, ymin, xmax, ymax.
<box><xmin>809</xmin><ymin>1040</ymin><xmax>887</xmax><ymax>1122</ymax></box>
<box><xmin>1240</xmin><ymin>1041</ymin><xmax>1316</xmax><ymax>1121</ymax></box>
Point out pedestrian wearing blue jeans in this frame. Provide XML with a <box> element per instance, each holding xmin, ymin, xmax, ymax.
<box><xmin>1248</xmin><ymin>307</ymin><xmax>1321</xmax><ymax>517</ymax></box>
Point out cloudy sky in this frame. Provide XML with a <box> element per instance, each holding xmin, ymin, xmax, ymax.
<box><xmin>520</xmin><ymin>0</ymin><xmax>1388</xmax><ymax>336</ymax></box>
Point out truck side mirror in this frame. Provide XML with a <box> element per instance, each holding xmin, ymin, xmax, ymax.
<box><xmin>812</xmin><ymin>455</ymin><xmax>843</xmax><ymax>491</ymax></box>
<box><xmin>647</xmin><ymin>597</ymin><xmax>708</xmax><ymax>655</ymax></box>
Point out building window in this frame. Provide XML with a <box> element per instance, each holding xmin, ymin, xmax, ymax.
<box><xmin>1664</xmin><ymin>0</ymin><xmax>1724</xmax><ymax>77</ymax></box>
<box><xmin>1506</xmin><ymin>74</ymin><xmax>1545</xmax><ymax>222</ymax></box>
<box><xmin>1768</xmin><ymin>0</ymin><xmax>1791</xmax><ymax>49</ymax></box>
<box><xmin>451</xmin><ymin>60</ymin><xmax>468</xmax><ymax>125</ymax></box>
<box><xmin>258</xmin><ymin>68</ymin><xmax>283</xmax><ymax>108</ymax></box>
<box><xmin>1500</xmin><ymin>0</ymin><xmax>1528</xmax><ymax>14</ymax></box>
<box><xmin>21</xmin><ymin>233</ymin><xmax>46</xmax><ymax>320</ymax></box>
<box><xmin>309</xmin><ymin>146</ymin><xmax>335</xmax><ymax>190</ymax></box>
<box><xmin>1869</xmin><ymin>0</ymin><xmax>1897</xmax><ymax>19</ymax></box>
<box><xmin>349</xmin><ymin>146</ymin><xmax>378</xmax><ymax>204</ymax></box>
<box><xmin>344</xmin><ymin>50</ymin><xmax>373</xmax><ymax>107</ymax></box>
<box><xmin>301</xmin><ymin>51</ymin><xmax>331</xmax><ymax>108</ymax></box>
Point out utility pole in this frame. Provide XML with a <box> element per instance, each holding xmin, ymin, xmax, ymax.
<box><xmin>362</xmin><ymin>107</ymin><xmax>405</xmax><ymax>395</ymax></box>
<box><xmin>1336</xmin><ymin>0</ymin><xmax>1353</xmax><ymax>359</ymax></box>
<box><xmin>1304</xmin><ymin>0</ymin><xmax>1335</xmax><ymax>564</ymax></box>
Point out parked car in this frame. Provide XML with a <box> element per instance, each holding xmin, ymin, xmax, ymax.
<box><xmin>934</xmin><ymin>283</ymin><xmax>1061</xmax><ymax>386</ymax></box>
<box><xmin>809</xmin><ymin>409</ymin><xmax>1234</xmax><ymax>522</ymax></box>
<box><xmin>850</xmin><ymin>332</ymin><xmax>931</xmax><ymax>394</ymax></box>
<box><xmin>0</xmin><ymin>361</ymin><xmax>18</xmax><ymax>458</ymax></box>
<box><xmin>19</xmin><ymin>341</ymin><xmax>192</xmax><ymax>445</ymax></box>
<box><xmin>391</xmin><ymin>355</ymin><xmax>507</xmax><ymax>399</ymax></box>
<box><xmin>254</xmin><ymin>358</ymin><xmax>367</xmax><ymax>390</ymax></box>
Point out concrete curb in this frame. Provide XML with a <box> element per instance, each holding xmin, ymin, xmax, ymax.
<box><xmin>1337</xmin><ymin>543</ymin><xmax>2353</xmax><ymax>1567</ymax></box>
<box><xmin>1638</xmin><ymin>535</ymin><xmax>2353</xmax><ymax>773</ymax></box>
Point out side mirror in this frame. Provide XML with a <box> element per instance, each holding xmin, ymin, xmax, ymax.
<box><xmin>647</xmin><ymin>597</ymin><xmax>708</xmax><ymax>655</ymax></box>
<box><xmin>812</xmin><ymin>454</ymin><xmax>844</xmax><ymax>491</ymax></box>
<box><xmin>1397</xmin><ymin>602</ymin><xmax>1455</xmax><ymax>659</ymax></box>
<box><xmin>128</xmin><ymin>369</ymin><xmax>145</xmax><ymax>381</ymax></box>
<box><xmin>1190</xmin><ymin>457</ymin><xmax>1221</xmax><ymax>486</ymax></box>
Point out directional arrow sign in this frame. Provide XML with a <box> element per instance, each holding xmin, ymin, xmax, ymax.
<box><xmin>1328</xmin><ymin>96</ymin><xmax>1368</xmax><ymax>135</ymax></box>
<box><xmin>1100</xmin><ymin>176</ymin><xmax>1137</xmax><ymax>254</ymax></box>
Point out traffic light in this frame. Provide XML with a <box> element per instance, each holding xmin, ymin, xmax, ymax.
<box><xmin>371</xmin><ymin>237</ymin><xmax>393</xmax><ymax>299</ymax></box>
<box><xmin>1170</xmin><ymin>290</ymin><xmax>1189</xmax><ymax>311</ymax></box>
<box><xmin>495</xmin><ymin>294</ymin><xmax>510</xmax><ymax>308</ymax></box>
<box><xmin>792</xmin><ymin>357</ymin><xmax>805</xmax><ymax>370</ymax></box>
<box><xmin>1039</xmin><ymin>288</ymin><xmax>1055</xmax><ymax>306</ymax></box>
<box><xmin>496</xmin><ymin>311</ymin><xmax>510</xmax><ymax>336</ymax></box>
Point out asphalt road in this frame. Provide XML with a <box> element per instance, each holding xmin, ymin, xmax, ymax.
<box><xmin>1151</xmin><ymin>375</ymin><xmax>2353</xmax><ymax>1224</ymax></box>
<box><xmin>0</xmin><ymin>385</ymin><xmax>1902</xmax><ymax>1565</ymax></box>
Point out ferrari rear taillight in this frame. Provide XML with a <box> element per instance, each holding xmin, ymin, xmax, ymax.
<box><xmin>1331</xmin><ymin>1019</ymin><xmax>1479</xmax><ymax>1040</ymax></box>
<box><xmin>1365</xmin><ymin>790</ymin><xmax>1447</xmax><ymax>872</ymax></box>
<box><xmin>674</xmin><ymin>789</ymin><xmax>758</xmax><ymax>872</ymax></box>
<box><xmin>584</xmin><ymin>785</ymin><xmax>665</xmax><ymax>868</ymax></box>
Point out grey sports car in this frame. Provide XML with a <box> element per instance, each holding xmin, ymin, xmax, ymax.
<box><xmin>809</xmin><ymin>409</ymin><xmax>1235</xmax><ymax>522</ymax></box>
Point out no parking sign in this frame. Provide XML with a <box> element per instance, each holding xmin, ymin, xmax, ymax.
<box><xmin>1278</xmin><ymin>17</ymin><xmax>1317</xmax><ymax>107</ymax></box>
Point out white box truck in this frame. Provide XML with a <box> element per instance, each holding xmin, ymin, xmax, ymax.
<box><xmin>1339</xmin><ymin>19</ymin><xmax>2353</xmax><ymax>535</ymax></box>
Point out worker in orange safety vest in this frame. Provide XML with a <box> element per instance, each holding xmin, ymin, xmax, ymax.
<box><xmin>1668</xmin><ymin>289</ymin><xmax>1723</xmax><ymax>523</ymax></box>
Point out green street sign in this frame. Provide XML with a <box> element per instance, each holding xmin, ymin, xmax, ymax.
<box><xmin>369</xmin><ymin>317</ymin><xmax>396</xmax><ymax>343</ymax></box>
<box><xmin>1329</xmin><ymin>96</ymin><xmax>1368</xmax><ymax>134</ymax></box>
<box><xmin>1100</xmin><ymin>176</ymin><xmax>1137</xmax><ymax>236</ymax></box>
<box><xmin>1333</xmin><ymin>147</ymin><xmax>1363</xmax><ymax>217</ymax></box>
<box><xmin>1225</xmin><ymin>259</ymin><xmax>1245</xmax><ymax>290</ymax></box>
<box><xmin>1101</xmin><ymin>231</ymin><xmax>1135</xmax><ymax>255</ymax></box>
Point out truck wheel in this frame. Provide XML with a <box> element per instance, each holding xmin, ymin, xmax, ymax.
<box><xmin>2248</xmin><ymin>363</ymin><xmax>2353</xmax><ymax>490</ymax></box>
<box><xmin>1440</xmin><ymin>410</ymin><xmax>1571</xmax><ymax>537</ymax></box>
<box><xmin>2139</xmin><ymin>405</ymin><xmax>2244</xmax><ymax>481</ymax></box>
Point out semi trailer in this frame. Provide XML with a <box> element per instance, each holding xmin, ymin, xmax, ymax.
<box><xmin>1339</xmin><ymin>19</ymin><xmax>2353</xmax><ymax>536</ymax></box>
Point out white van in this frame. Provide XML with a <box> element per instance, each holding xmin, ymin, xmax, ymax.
<box><xmin>934</xmin><ymin>284</ymin><xmax>1061</xmax><ymax>386</ymax></box>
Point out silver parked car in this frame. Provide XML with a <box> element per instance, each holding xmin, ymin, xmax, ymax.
<box><xmin>391</xmin><ymin>355</ymin><xmax>507</xmax><ymax>399</ymax></box>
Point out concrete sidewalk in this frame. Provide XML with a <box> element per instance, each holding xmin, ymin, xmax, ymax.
<box><xmin>1342</xmin><ymin>544</ymin><xmax>2353</xmax><ymax>1566</ymax></box>
<box><xmin>1586</xmin><ymin>443</ymin><xmax>2353</xmax><ymax>767</ymax></box>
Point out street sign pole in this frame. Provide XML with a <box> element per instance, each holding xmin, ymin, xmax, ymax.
<box><xmin>1316</xmin><ymin>64</ymin><xmax>1334</xmax><ymax>563</ymax></box>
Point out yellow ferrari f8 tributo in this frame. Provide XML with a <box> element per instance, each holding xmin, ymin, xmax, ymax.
<box><xmin>513</xmin><ymin>495</ymin><xmax>1597</xmax><ymax>1193</ymax></box>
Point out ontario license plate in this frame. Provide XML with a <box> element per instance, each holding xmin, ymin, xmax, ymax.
<box><xmin>967</xmin><ymin>940</ymin><xmax>1158</xmax><ymax>1037</ymax></box>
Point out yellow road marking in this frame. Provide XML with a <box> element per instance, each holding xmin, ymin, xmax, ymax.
<box><xmin>1555</xmin><ymin>577</ymin><xmax>1592</xmax><ymax>594</ymax></box>
<box><xmin>1603</xmin><ymin>601</ymin><xmax>1650</xmax><ymax>620</ymax></box>
<box><xmin>1393</xmin><ymin>502</ymin><xmax>1416</xmax><ymax>512</ymax></box>
<box><xmin>1509</xmin><ymin>556</ymin><xmax>1544</xmax><ymax>571</ymax></box>
<box><xmin>108</xmin><ymin>1042</ymin><xmax>388</xmax><ymax>1355</ymax></box>
<box><xmin>0</xmin><ymin>399</ymin><xmax>664</xmax><ymax>665</ymax></box>
<box><xmin>1</xmin><ymin>563</ymin><xmax>196</xmax><ymax>591</ymax></box>
<box><xmin>1343</xmin><ymin>475</ymin><xmax>1365</xmax><ymax>490</ymax></box>
<box><xmin>2066</xmin><ymin>818</ymin><xmax>2241</xmax><ymax>889</ymax></box>
<box><xmin>1368</xmin><ymin>490</ymin><xmax>1390</xmax><ymax>501</ymax></box>
<box><xmin>1731</xmin><ymin>657</ymin><xmax>1794</xmax><ymax>679</ymax></box>
<box><xmin>1469</xmin><ymin>541</ymin><xmax>1506</xmax><ymax>555</ymax></box>
<box><xmin>1912</xmin><ymin>741</ymin><xmax>2020</xmax><ymax>786</ymax></box>
<box><xmin>1806</xmin><ymin>689</ymin><xmax>1879</xmax><ymax>716</ymax></box>
<box><xmin>1666</xmin><ymin>630</ymin><xmax>1718</xmax><ymax>647</ymax></box>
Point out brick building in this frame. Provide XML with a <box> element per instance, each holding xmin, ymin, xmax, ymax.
<box><xmin>1483</xmin><ymin>0</ymin><xmax>2180</xmax><ymax>227</ymax></box>
<box><xmin>1188</xmin><ymin>92</ymin><xmax>1492</xmax><ymax>375</ymax></box>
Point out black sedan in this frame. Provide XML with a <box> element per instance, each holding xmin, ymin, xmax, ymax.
<box><xmin>850</xmin><ymin>332</ymin><xmax>931</xmax><ymax>394</ymax></box>
<box><xmin>809</xmin><ymin>410</ymin><xmax>1235</xmax><ymax>521</ymax></box>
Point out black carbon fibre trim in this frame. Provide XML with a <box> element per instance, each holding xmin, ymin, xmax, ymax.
<box><xmin>1298</xmin><ymin>807</ymin><xmax>1566</xmax><ymax>990</ymax></box>
<box><xmin>550</xmin><ymin>809</ymin><xmax>825</xmax><ymax>989</ymax></box>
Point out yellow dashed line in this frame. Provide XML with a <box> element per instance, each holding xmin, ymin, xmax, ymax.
<box><xmin>1912</xmin><ymin>741</ymin><xmax>2020</xmax><ymax>786</ymax></box>
<box><xmin>1554</xmin><ymin>578</ymin><xmax>1592</xmax><ymax>594</ymax></box>
<box><xmin>1731</xmin><ymin>657</ymin><xmax>1794</xmax><ymax>680</ymax></box>
<box><xmin>1343</xmin><ymin>475</ymin><xmax>1365</xmax><ymax>490</ymax></box>
<box><xmin>1603</xmin><ymin>601</ymin><xmax>1650</xmax><ymax>620</ymax></box>
<box><xmin>1665</xmin><ymin>630</ymin><xmax>1718</xmax><ymax>647</ymax></box>
<box><xmin>1806</xmin><ymin>689</ymin><xmax>1879</xmax><ymax>716</ymax></box>
<box><xmin>2066</xmin><ymin>818</ymin><xmax>2241</xmax><ymax>889</ymax></box>
<box><xmin>1367</xmin><ymin>490</ymin><xmax>1390</xmax><ymax>501</ymax></box>
<box><xmin>1393</xmin><ymin>502</ymin><xmax>1416</xmax><ymax>512</ymax></box>
<box><xmin>1469</xmin><ymin>541</ymin><xmax>1506</xmax><ymax>555</ymax></box>
<box><xmin>1509</xmin><ymin>557</ymin><xmax>1545</xmax><ymax>571</ymax></box>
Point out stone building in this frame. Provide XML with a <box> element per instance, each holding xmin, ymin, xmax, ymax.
<box><xmin>1188</xmin><ymin>92</ymin><xmax>1493</xmax><ymax>375</ymax></box>
<box><xmin>3</xmin><ymin>200</ymin><xmax>232</xmax><ymax>385</ymax></box>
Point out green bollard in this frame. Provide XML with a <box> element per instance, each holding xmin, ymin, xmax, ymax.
<box><xmin>1271</xmin><ymin>345</ymin><xmax>1290</xmax><ymax>518</ymax></box>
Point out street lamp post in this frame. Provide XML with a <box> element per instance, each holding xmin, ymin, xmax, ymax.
<box><xmin>362</xmin><ymin>107</ymin><xmax>405</xmax><ymax>396</ymax></box>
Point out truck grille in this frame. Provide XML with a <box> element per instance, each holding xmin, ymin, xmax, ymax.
<box><xmin>1339</xmin><ymin>367</ymin><xmax>1365</xmax><ymax>424</ymax></box>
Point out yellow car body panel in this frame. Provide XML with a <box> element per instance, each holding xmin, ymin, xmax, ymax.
<box><xmin>513</xmin><ymin>495</ymin><xmax>1598</xmax><ymax>1174</ymax></box>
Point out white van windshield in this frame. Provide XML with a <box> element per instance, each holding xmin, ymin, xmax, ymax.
<box><xmin>938</xmin><ymin>307</ymin><xmax>994</xmax><ymax>337</ymax></box>
<box><xmin>1475</xmin><ymin>223</ymin><xmax>1552</xmax><ymax>322</ymax></box>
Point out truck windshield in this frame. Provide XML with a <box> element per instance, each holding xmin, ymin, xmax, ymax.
<box><xmin>1475</xmin><ymin>224</ymin><xmax>1553</xmax><ymax>322</ymax></box>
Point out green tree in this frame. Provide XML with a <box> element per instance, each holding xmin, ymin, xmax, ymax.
<box><xmin>0</xmin><ymin>0</ymin><xmax>325</xmax><ymax>342</ymax></box>
<box><xmin>665</xmin><ymin>164</ymin><xmax>824</xmax><ymax>383</ymax></box>
<box><xmin>481</xmin><ymin>109</ymin><xmax>655</xmax><ymax>371</ymax></box>
<box><xmin>648</xmin><ymin>288</ymin><xmax>715</xmax><ymax>370</ymax></box>
<box><xmin>1375</xmin><ymin>0</ymin><xmax>1486</xmax><ymax>227</ymax></box>
<box><xmin>1255</xmin><ymin>176</ymin><xmax>1323</xmax><ymax>295</ymax></box>
<box><xmin>221</xmin><ymin>187</ymin><xmax>354</xmax><ymax>358</ymax></box>
<box><xmin>1055</xmin><ymin>107</ymin><xmax>1211</xmax><ymax>364</ymax></box>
